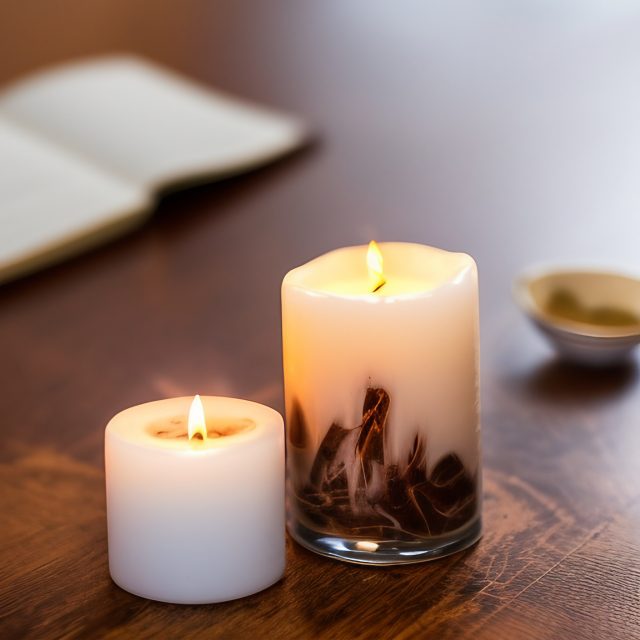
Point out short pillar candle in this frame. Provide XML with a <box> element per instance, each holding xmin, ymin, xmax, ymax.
<box><xmin>281</xmin><ymin>242</ymin><xmax>481</xmax><ymax>564</ymax></box>
<box><xmin>105</xmin><ymin>395</ymin><xmax>285</xmax><ymax>604</ymax></box>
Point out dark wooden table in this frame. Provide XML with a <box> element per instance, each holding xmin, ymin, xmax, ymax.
<box><xmin>2</xmin><ymin>2</ymin><xmax>640</xmax><ymax>638</ymax></box>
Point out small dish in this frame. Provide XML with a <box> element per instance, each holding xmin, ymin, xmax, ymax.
<box><xmin>514</xmin><ymin>267</ymin><xmax>640</xmax><ymax>366</ymax></box>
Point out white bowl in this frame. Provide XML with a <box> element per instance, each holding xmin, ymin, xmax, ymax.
<box><xmin>514</xmin><ymin>267</ymin><xmax>640</xmax><ymax>366</ymax></box>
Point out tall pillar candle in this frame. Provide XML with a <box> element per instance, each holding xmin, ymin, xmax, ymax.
<box><xmin>105</xmin><ymin>395</ymin><xmax>285</xmax><ymax>603</ymax></box>
<box><xmin>281</xmin><ymin>242</ymin><xmax>481</xmax><ymax>564</ymax></box>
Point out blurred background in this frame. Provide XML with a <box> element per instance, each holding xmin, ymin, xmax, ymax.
<box><xmin>3</xmin><ymin>0</ymin><xmax>640</xmax><ymax>455</ymax></box>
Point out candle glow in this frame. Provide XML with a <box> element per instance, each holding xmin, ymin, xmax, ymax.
<box><xmin>188</xmin><ymin>394</ymin><xmax>207</xmax><ymax>441</ymax></box>
<box><xmin>367</xmin><ymin>240</ymin><xmax>386</xmax><ymax>292</ymax></box>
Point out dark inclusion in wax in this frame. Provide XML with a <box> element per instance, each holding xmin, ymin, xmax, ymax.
<box><xmin>290</xmin><ymin>387</ymin><xmax>477</xmax><ymax>539</ymax></box>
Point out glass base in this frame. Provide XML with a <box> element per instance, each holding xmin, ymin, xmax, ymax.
<box><xmin>288</xmin><ymin>516</ymin><xmax>482</xmax><ymax>566</ymax></box>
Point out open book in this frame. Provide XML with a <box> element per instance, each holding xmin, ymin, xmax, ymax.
<box><xmin>0</xmin><ymin>56</ymin><xmax>307</xmax><ymax>284</ymax></box>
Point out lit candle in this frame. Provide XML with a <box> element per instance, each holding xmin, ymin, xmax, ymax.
<box><xmin>281</xmin><ymin>242</ymin><xmax>481</xmax><ymax>564</ymax></box>
<box><xmin>105</xmin><ymin>395</ymin><xmax>285</xmax><ymax>603</ymax></box>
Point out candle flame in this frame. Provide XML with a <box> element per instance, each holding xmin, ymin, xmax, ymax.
<box><xmin>367</xmin><ymin>241</ymin><xmax>386</xmax><ymax>292</ymax></box>
<box><xmin>188</xmin><ymin>394</ymin><xmax>207</xmax><ymax>441</ymax></box>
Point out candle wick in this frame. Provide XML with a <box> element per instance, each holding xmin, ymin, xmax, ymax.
<box><xmin>372</xmin><ymin>280</ymin><xmax>386</xmax><ymax>293</ymax></box>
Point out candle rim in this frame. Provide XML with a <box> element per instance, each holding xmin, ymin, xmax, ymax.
<box><xmin>106</xmin><ymin>395</ymin><xmax>283</xmax><ymax>454</ymax></box>
<box><xmin>283</xmin><ymin>242</ymin><xmax>476</xmax><ymax>300</ymax></box>
<box><xmin>148</xmin><ymin>415</ymin><xmax>256</xmax><ymax>440</ymax></box>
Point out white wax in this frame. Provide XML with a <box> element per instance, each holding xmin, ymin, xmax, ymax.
<box><xmin>282</xmin><ymin>242</ymin><xmax>480</xmax><ymax>475</ymax></box>
<box><xmin>105</xmin><ymin>396</ymin><xmax>285</xmax><ymax>604</ymax></box>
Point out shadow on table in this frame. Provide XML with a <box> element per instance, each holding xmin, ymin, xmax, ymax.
<box><xmin>517</xmin><ymin>358</ymin><xmax>639</xmax><ymax>405</ymax></box>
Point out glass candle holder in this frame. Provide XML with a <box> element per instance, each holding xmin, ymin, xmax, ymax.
<box><xmin>281</xmin><ymin>243</ymin><xmax>481</xmax><ymax>564</ymax></box>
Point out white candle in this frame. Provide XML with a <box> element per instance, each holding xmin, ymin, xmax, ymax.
<box><xmin>105</xmin><ymin>395</ymin><xmax>285</xmax><ymax>603</ymax></box>
<box><xmin>281</xmin><ymin>242</ymin><xmax>481</xmax><ymax>563</ymax></box>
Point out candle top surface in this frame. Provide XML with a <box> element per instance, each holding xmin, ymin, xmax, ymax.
<box><xmin>106</xmin><ymin>396</ymin><xmax>283</xmax><ymax>453</ymax></box>
<box><xmin>283</xmin><ymin>242</ymin><xmax>476</xmax><ymax>299</ymax></box>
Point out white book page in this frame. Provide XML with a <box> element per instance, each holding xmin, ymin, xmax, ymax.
<box><xmin>0</xmin><ymin>56</ymin><xmax>307</xmax><ymax>192</ymax></box>
<box><xmin>0</xmin><ymin>118</ymin><xmax>149</xmax><ymax>284</ymax></box>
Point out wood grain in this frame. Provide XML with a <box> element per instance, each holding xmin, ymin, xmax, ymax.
<box><xmin>2</xmin><ymin>1</ymin><xmax>640</xmax><ymax>638</ymax></box>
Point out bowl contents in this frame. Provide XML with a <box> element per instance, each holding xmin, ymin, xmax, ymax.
<box><xmin>546</xmin><ymin>288</ymin><xmax>640</xmax><ymax>327</ymax></box>
<box><xmin>514</xmin><ymin>267</ymin><xmax>640</xmax><ymax>366</ymax></box>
